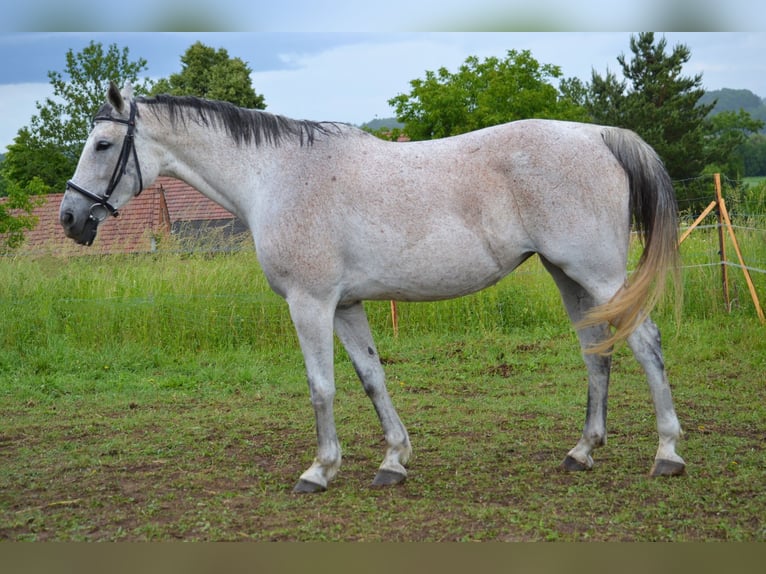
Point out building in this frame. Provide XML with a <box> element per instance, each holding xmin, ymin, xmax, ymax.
<box><xmin>5</xmin><ymin>177</ymin><xmax>247</xmax><ymax>256</ymax></box>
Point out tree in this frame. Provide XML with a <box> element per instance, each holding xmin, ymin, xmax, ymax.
<box><xmin>0</xmin><ymin>177</ymin><xmax>45</xmax><ymax>251</ymax></box>
<box><xmin>741</xmin><ymin>133</ymin><xmax>766</xmax><ymax>176</ymax></box>
<box><xmin>586</xmin><ymin>33</ymin><xmax>714</xmax><ymax>180</ymax></box>
<box><xmin>2</xmin><ymin>127</ymin><xmax>72</xmax><ymax>193</ymax></box>
<box><xmin>2</xmin><ymin>41</ymin><xmax>152</xmax><ymax>194</ymax></box>
<box><xmin>703</xmin><ymin>109</ymin><xmax>764</xmax><ymax>178</ymax></box>
<box><xmin>150</xmin><ymin>41</ymin><xmax>266</xmax><ymax>109</ymax></box>
<box><xmin>389</xmin><ymin>49</ymin><xmax>589</xmax><ymax>141</ymax></box>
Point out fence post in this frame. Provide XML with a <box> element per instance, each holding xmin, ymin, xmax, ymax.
<box><xmin>390</xmin><ymin>300</ymin><xmax>399</xmax><ymax>338</ymax></box>
<box><xmin>714</xmin><ymin>174</ymin><xmax>731</xmax><ymax>312</ymax></box>
<box><xmin>716</xmin><ymin>190</ymin><xmax>766</xmax><ymax>324</ymax></box>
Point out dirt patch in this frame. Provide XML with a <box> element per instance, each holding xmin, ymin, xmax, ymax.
<box><xmin>485</xmin><ymin>363</ymin><xmax>515</xmax><ymax>378</ymax></box>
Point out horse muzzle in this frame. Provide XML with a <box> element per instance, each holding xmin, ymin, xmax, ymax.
<box><xmin>59</xmin><ymin>207</ymin><xmax>101</xmax><ymax>246</ymax></box>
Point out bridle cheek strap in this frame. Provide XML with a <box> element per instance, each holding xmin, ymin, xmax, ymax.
<box><xmin>66</xmin><ymin>101</ymin><xmax>143</xmax><ymax>220</ymax></box>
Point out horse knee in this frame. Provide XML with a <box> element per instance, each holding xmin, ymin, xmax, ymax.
<box><xmin>308</xmin><ymin>378</ymin><xmax>335</xmax><ymax>408</ymax></box>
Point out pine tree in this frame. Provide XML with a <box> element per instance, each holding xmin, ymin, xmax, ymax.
<box><xmin>587</xmin><ymin>33</ymin><xmax>714</xmax><ymax>180</ymax></box>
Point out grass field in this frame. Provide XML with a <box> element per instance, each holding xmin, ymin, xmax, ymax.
<box><xmin>0</xmin><ymin>226</ymin><xmax>764</xmax><ymax>541</ymax></box>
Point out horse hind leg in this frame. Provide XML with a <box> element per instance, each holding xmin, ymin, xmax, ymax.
<box><xmin>560</xmin><ymin>325</ymin><xmax>612</xmax><ymax>473</ymax></box>
<box><xmin>542</xmin><ymin>257</ymin><xmax>685</xmax><ymax>476</ymax></box>
<box><xmin>626</xmin><ymin>318</ymin><xmax>685</xmax><ymax>476</ymax></box>
<box><xmin>334</xmin><ymin>303</ymin><xmax>412</xmax><ymax>486</ymax></box>
<box><xmin>540</xmin><ymin>258</ymin><xmax>613</xmax><ymax>472</ymax></box>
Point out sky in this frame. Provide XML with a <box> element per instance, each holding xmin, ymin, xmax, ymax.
<box><xmin>1</xmin><ymin>30</ymin><xmax>766</xmax><ymax>153</ymax></box>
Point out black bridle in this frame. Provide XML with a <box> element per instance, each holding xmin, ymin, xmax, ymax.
<box><xmin>66</xmin><ymin>100</ymin><xmax>143</xmax><ymax>220</ymax></box>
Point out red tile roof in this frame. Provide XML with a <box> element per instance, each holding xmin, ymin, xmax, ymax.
<box><xmin>3</xmin><ymin>177</ymin><xmax>238</xmax><ymax>256</ymax></box>
<box><xmin>156</xmin><ymin>177</ymin><xmax>234</xmax><ymax>222</ymax></box>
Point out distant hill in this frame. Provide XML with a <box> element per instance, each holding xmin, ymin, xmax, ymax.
<box><xmin>701</xmin><ymin>88</ymin><xmax>766</xmax><ymax>129</ymax></box>
<box><xmin>359</xmin><ymin>117</ymin><xmax>404</xmax><ymax>131</ymax></box>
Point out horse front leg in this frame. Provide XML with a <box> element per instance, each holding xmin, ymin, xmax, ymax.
<box><xmin>334</xmin><ymin>303</ymin><xmax>411</xmax><ymax>486</ymax></box>
<box><xmin>288</xmin><ymin>295</ymin><xmax>342</xmax><ymax>493</ymax></box>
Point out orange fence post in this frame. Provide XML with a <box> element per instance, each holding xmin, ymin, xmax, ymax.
<box><xmin>390</xmin><ymin>300</ymin><xmax>399</xmax><ymax>338</ymax></box>
<box><xmin>714</xmin><ymin>174</ymin><xmax>731</xmax><ymax>312</ymax></box>
<box><xmin>717</xmin><ymin>194</ymin><xmax>765</xmax><ymax>324</ymax></box>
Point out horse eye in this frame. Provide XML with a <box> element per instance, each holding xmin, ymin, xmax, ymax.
<box><xmin>96</xmin><ymin>141</ymin><xmax>112</xmax><ymax>151</ymax></box>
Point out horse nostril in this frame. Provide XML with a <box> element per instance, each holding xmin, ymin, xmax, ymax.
<box><xmin>61</xmin><ymin>211</ymin><xmax>75</xmax><ymax>227</ymax></box>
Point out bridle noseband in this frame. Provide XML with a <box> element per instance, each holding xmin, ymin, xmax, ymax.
<box><xmin>66</xmin><ymin>100</ymin><xmax>144</xmax><ymax>220</ymax></box>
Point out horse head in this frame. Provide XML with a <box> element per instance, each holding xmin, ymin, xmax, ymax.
<box><xmin>60</xmin><ymin>82</ymin><xmax>153</xmax><ymax>246</ymax></box>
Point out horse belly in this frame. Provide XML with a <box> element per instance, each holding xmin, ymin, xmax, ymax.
<box><xmin>341</xmin><ymin>231</ymin><xmax>526</xmax><ymax>303</ymax></box>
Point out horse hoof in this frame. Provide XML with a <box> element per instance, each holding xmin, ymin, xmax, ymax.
<box><xmin>650</xmin><ymin>459</ymin><xmax>686</xmax><ymax>477</ymax></box>
<box><xmin>372</xmin><ymin>469</ymin><xmax>407</xmax><ymax>487</ymax></box>
<box><xmin>560</xmin><ymin>455</ymin><xmax>591</xmax><ymax>472</ymax></box>
<box><xmin>292</xmin><ymin>479</ymin><xmax>327</xmax><ymax>493</ymax></box>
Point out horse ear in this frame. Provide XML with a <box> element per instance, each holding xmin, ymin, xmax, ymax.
<box><xmin>108</xmin><ymin>81</ymin><xmax>125</xmax><ymax>113</ymax></box>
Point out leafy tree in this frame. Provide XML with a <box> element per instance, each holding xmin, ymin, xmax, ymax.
<box><xmin>389</xmin><ymin>49</ymin><xmax>589</xmax><ymax>141</ymax></box>
<box><xmin>741</xmin><ymin>133</ymin><xmax>766</xmax><ymax>177</ymax></box>
<box><xmin>703</xmin><ymin>109</ymin><xmax>764</xmax><ymax>178</ymax></box>
<box><xmin>558</xmin><ymin>76</ymin><xmax>589</xmax><ymax>112</ymax></box>
<box><xmin>2</xmin><ymin>127</ymin><xmax>72</xmax><ymax>193</ymax></box>
<box><xmin>150</xmin><ymin>41</ymin><xmax>266</xmax><ymax>109</ymax></box>
<box><xmin>585</xmin><ymin>33</ymin><xmax>714</xmax><ymax>181</ymax></box>
<box><xmin>2</xmin><ymin>41</ymin><xmax>152</xmax><ymax>194</ymax></box>
<box><xmin>0</xmin><ymin>177</ymin><xmax>45</xmax><ymax>251</ymax></box>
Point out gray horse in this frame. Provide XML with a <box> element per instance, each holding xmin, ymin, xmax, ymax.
<box><xmin>60</xmin><ymin>83</ymin><xmax>685</xmax><ymax>493</ymax></box>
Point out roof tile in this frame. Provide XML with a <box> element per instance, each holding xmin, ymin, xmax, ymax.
<box><xmin>3</xmin><ymin>178</ymin><xmax>239</xmax><ymax>255</ymax></box>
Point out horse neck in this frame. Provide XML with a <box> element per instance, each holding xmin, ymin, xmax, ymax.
<box><xmin>143</xmin><ymin>108</ymin><xmax>274</xmax><ymax>217</ymax></box>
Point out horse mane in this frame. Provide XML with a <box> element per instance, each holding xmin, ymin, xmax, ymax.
<box><xmin>101</xmin><ymin>94</ymin><xmax>343</xmax><ymax>147</ymax></box>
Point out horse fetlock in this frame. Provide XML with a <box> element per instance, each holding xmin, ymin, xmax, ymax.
<box><xmin>394</xmin><ymin>440</ymin><xmax>412</xmax><ymax>465</ymax></box>
<box><xmin>585</xmin><ymin>430</ymin><xmax>606</xmax><ymax>447</ymax></box>
<box><xmin>298</xmin><ymin>457</ymin><xmax>340</xmax><ymax>490</ymax></box>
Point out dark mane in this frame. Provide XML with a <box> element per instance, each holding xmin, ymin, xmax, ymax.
<box><xmin>117</xmin><ymin>94</ymin><xmax>341</xmax><ymax>147</ymax></box>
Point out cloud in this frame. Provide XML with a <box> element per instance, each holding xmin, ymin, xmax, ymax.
<box><xmin>0</xmin><ymin>83</ymin><xmax>54</xmax><ymax>152</ymax></box>
<box><xmin>250</xmin><ymin>36</ymin><xmax>524</xmax><ymax>124</ymax></box>
<box><xmin>252</xmin><ymin>34</ymin><xmax>548</xmax><ymax>125</ymax></box>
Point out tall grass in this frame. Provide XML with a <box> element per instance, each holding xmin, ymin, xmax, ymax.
<box><xmin>0</xmin><ymin>220</ymin><xmax>763</xmax><ymax>365</ymax></box>
<box><xmin>0</xmin><ymin>249</ymin><xmax>288</xmax><ymax>356</ymax></box>
<box><xmin>678</xmin><ymin>216</ymin><xmax>766</xmax><ymax>320</ymax></box>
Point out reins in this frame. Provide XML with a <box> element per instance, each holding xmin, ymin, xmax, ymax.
<box><xmin>66</xmin><ymin>100</ymin><xmax>144</xmax><ymax>220</ymax></box>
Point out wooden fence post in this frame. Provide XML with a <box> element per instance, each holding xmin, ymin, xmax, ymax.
<box><xmin>714</xmin><ymin>174</ymin><xmax>731</xmax><ymax>312</ymax></box>
<box><xmin>679</xmin><ymin>199</ymin><xmax>717</xmax><ymax>245</ymax></box>
<box><xmin>390</xmin><ymin>300</ymin><xmax>399</xmax><ymax>338</ymax></box>
<box><xmin>680</xmin><ymin>174</ymin><xmax>764</xmax><ymax>323</ymax></box>
<box><xmin>716</xmin><ymin>191</ymin><xmax>766</xmax><ymax>324</ymax></box>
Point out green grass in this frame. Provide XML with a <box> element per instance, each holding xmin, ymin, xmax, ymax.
<box><xmin>0</xmin><ymin>231</ymin><xmax>764</xmax><ymax>541</ymax></box>
<box><xmin>743</xmin><ymin>176</ymin><xmax>766</xmax><ymax>188</ymax></box>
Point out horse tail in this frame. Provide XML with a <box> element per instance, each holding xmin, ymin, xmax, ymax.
<box><xmin>580</xmin><ymin>127</ymin><xmax>681</xmax><ymax>354</ymax></box>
